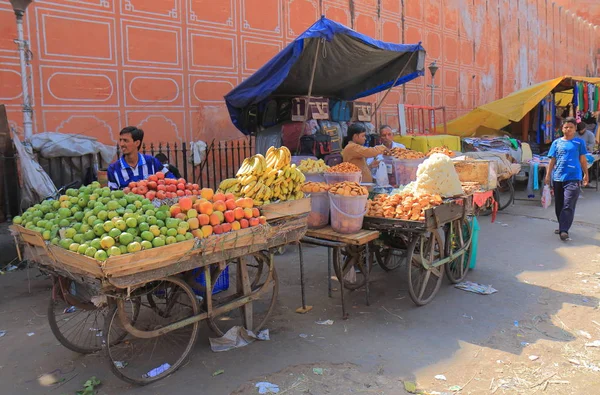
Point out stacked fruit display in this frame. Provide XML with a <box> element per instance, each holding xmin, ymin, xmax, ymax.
<box><xmin>218</xmin><ymin>146</ymin><xmax>305</xmax><ymax>205</ymax></box>
<box><xmin>298</xmin><ymin>158</ymin><xmax>329</xmax><ymax>173</ymax></box>
<box><xmin>367</xmin><ymin>192</ymin><xmax>442</xmax><ymax>221</ymax></box>
<box><xmin>123</xmin><ymin>173</ymin><xmax>200</xmax><ymax>200</ymax></box>
<box><xmin>12</xmin><ymin>182</ymin><xmax>265</xmax><ymax>262</ymax></box>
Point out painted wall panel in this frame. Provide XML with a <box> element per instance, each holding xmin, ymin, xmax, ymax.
<box><xmin>0</xmin><ymin>0</ymin><xmax>598</xmax><ymax>145</ymax></box>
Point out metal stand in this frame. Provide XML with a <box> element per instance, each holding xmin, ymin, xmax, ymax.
<box><xmin>295</xmin><ymin>242</ymin><xmax>312</xmax><ymax>314</ymax></box>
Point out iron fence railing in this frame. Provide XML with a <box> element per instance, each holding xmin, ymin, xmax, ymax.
<box><xmin>107</xmin><ymin>138</ymin><xmax>254</xmax><ymax>191</ymax></box>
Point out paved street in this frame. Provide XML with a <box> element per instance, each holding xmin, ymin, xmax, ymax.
<box><xmin>1</xmin><ymin>188</ymin><xmax>599</xmax><ymax>394</ymax></box>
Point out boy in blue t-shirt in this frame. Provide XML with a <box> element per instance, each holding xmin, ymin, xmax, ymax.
<box><xmin>544</xmin><ymin>117</ymin><xmax>589</xmax><ymax>241</ymax></box>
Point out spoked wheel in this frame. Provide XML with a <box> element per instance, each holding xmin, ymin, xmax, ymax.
<box><xmin>445</xmin><ymin>218</ymin><xmax>473</xmax><ymax>284</ymax></box>
<box><xmin>47</xmin><ymin>276</ymin><xmax>107</xmax><ymax>354</ymax></box>
<box><xmin>373</xmin><ymin>235</ymin><xmax>409</xmax><ymax>272</ymax></box>
<box><xmin>206</xmin><ymin>251</ymin><xmax>278</xmax><ymax>337</ymax></box>
<box><xmin>407</xmin><ymin>231</ymin><xmax>445</xmax><ymax>306</ymax></box>
<box><xmin>333</xmin><ymin>245</ymin><xmax>371</xmax><ymax>290</ymax></box>
<box><xmin>104</xmin><ymin>276</ymin><xmax>200</xmax><ymax>386</ymax></box>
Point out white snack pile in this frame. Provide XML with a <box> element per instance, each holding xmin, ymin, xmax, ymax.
<box><xmin>403</xmin><ymin>153</ymin><xmax>463</xmax><ymax>197</ymax></box>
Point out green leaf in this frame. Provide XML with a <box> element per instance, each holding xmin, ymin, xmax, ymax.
<box><xmin>404</xmin><ymin>381</ymin><xmax>417</xmax><ymax>393</ymax></box>
<box><xmin>312</xmin><ymin>367</ymin><xmax>323</xmax><ymax>376</ymax></box>
<box><xmin>212</xmin><ymin>369</ymin><xmax>224</xmax><ymax>377</ymax></box>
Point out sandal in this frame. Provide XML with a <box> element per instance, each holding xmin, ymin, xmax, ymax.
<box><xmin>559</xmin><ymin>232</ymin><xmax>569</xmax><ymax>241</ymax></box>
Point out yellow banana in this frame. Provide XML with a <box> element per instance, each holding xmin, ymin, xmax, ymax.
<box><xmin>242</xmin><ymin>180</ymin><xmax>257</xmax><ymax>194</ymax></box>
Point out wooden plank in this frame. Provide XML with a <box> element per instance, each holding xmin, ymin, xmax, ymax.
<box><xmin>47</xmin><ymin>245</ymin><xmax>104</xmax><ymax>278</ymax></box>
<box><xmin>107</xmin><ymin>224</ymin><xmax>308</xmax><ymax>289</ymax></box>
<box><xmin>453</xmin><ymin>160</ymin><xmax>492</xmax><ymax>189</ymax></box>
<box><xmin>262</xmin><ymin>198</ymin><xmax>311</xmax><ymax>221</ymax></box>
<box><xmin>11</xmin><ymin>225</ymin><xmax>46</xmax><ymax>247</ymax></box>
<box><xmin>305</xmin><ymin>226</ymin><xmax>380</xmax><ymax>245</ymax></box>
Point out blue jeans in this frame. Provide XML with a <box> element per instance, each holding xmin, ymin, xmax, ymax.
<box><xmin>553</xmin><ymin>181</ymin><xmax>580</xmax><ymax>233</ymax></box>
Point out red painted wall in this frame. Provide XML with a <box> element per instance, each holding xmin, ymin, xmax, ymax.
<box><xmin>1</xmin><ymin>0</ymin><xmax>599</xmax><ymax>146</ymax></box>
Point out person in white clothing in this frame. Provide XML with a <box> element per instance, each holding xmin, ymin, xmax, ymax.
<box><xmin>367</xmin><ymin>125</ymin><xmax>406</xmax><ymax>166</ymax></box>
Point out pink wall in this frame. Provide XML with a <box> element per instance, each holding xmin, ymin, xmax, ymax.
<box><xmin>1</xmin><ymin>0</ymin><xmax>599</xmax><ymax>146</ymax></box>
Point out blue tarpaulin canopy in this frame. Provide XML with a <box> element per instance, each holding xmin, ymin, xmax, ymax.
<box><xmin>225</xmin><ymin>16</ymin><xmax>426</xmax><ymax>135</ymax></box>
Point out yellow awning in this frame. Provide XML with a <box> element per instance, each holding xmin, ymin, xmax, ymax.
<box><xmin>445</xmin><ymin>76</ymin><xmax>600</xmax><ymax>137</ymax></box>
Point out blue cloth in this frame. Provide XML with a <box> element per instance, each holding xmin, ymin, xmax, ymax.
<box><xmin>573</xmin><ymin>83</ymin><xmax>578</xmax><ymax>108</ymax></box>
<box><xmin>225</xmin><ymin>16</ymin><xmax>425</xmax><ymax>135</ymax></box>
<box><xmin>547</xmin><ymin>138</ymin><xmax>587</xmax><ymax>182</ymax></box>
<box><xmin>107</xmin><ymin>153</ymin><xmax>170</xmax><ymax>190</ymax></box>
<box><xmin>532</xmin><ymin>162</ymin><xmax>539</xmax><ymax>190</ymax></box>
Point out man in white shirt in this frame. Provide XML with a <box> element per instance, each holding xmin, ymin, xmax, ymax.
<box><xmin>367</xmin><ymin>125</ymin><xmax>406</xmax><ymax>167</ymax></box>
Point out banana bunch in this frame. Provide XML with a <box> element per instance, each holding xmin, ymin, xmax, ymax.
<box><xmin>237</xmin><ymin>154</ymin><xmax>268</xmax><ymax>178</ymax></box>
<box><xmin>298</xmin><ymin>158</ymin><xmax>329</xmax><ymax>173</ymax></box>
<box><xmin>265</xmin><ymin>146</ymin><xmax>291</xmax><ymax>170</ymax></box>
<box><xmin>232</xmin><ymin>146</ymin><xmax>305</xmax><ymax>206</ymax></box>
<box><xmin>218</xmin><ymin>177</ymin><xmax>241</xmax><ymax>194</ymax></box>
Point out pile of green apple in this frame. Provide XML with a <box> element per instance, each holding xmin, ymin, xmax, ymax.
<box><xmin>13</xmin><ymin>182</ymin><xmax>195</xmax><ymax>262</ymax></box>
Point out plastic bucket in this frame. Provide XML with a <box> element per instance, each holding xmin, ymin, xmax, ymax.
<box><xmin>328</xmin><ymin>193</ymin><xmax>368</xmax><ymax>234</ymax></box>
<box><xmin>469</xmin><ymin>216</ymin><xmax>480</xmax><ymax>269</ymax></box>
<box><xmin>323</xmin><ymin>172</ymin><xmax>362</xmax><ymax>184</ymax></box>
<box><xmin>307</xmin><ymin>192</ymin><xmax>330</xmax><ymax>229</ymax></box>
<box><xmin>305</xmin><ymin>172</ymin><xmax>326</xmax><ymax>183</ymax></box>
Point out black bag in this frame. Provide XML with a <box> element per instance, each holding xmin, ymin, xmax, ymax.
<box><xmin>240</xmin><ymin>104</ymin><xmax>259</xmax><ymax>133</ymax></box>
<box><xmin>314</xmin><ymin>134</ymin><xmax>332</xmax><ymax>158</ymax></box>
<box><xmin>299</xmin><ymin>135</ymin><xmax>316</xmax><ymax>156</ymax></box>
<box><xmin>277</xmin><ymin>99</ymin><xmax>292</xmax><ymax>123</ymax></box>
<box><xmin>323</xmin><ymin>152</ymin><xmax>343</xmax><ymax>167</ymax></box>
<box><xmin>261</xmin><ymin>99</ymin><xmax>278</xmax><ymax>128</ymax></box>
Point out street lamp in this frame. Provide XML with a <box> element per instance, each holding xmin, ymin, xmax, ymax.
<box><xmin>10</xmin><ymin>0</ymin><xmax>34</xmax><ymax>142</ymax></box>
<box><xmin>427</xmin><ymin>60</ymin><xmax>439</xmax><ymax>130</ymax></box>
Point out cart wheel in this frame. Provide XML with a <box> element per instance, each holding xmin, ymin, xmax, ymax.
<box><xmin>374</xmin><ymin>245</ymin><xmax>406</xmax><ymax>272</ymax></box>
<box><xmin>47</xmin><ymin>277</ymin><xmax>107</xmax><ymax>354</ymax></box>
<box><xmin>407</xmin><ymin>231</ymin><xmax>445</xmax><ymax>306</ymax></box>
<box><xmin>332</xmin><ymin>245</ymin><xmax>372</xmax><ymax>290</ymax></box>
<box><xmin>206</xmin><ymin>251</ymin><xmax>278</xmax><ymax>337</ymax></box>
<box><xmin>104</xmin><ymin>276</ymin><xmax>200</xmax><ymax>386</ymax></box>
<box><xmin>445</xmin><ymin>218</ymin><xmax>472</xmax><ymax>284</ymax></box>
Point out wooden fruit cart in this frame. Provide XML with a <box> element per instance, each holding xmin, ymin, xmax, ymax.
<box><xmin>11</xmin><ymin>198</ymin><xmax>310</xmax><ymax>385</ymax></box>
<box><xmin>362</xmin><ymin>198</ymin><xmax>473</xmax><ymax>306</ymax></box>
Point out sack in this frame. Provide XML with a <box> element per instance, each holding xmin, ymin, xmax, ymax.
<box><xmin>352</xmin><ymin>102</ymin><xmax>373</xmax><ymax>122</ymax></box>
<box><xmin>375</xmin><ymin>161</ymin><xmax>390</xmax><ymax>186</ymax></box>
<box><xmin>314</xmin><ymin>134</ymin><xmax>332</xmax><ymax>157</ymax></box>
<box><xmin>330</xmin><ymin>100</ymin><xmax>352</xmax><ymax>122</ymax></box>
<box><xmin>261</xmin><ymin>99</ymin><xmax>278</xmax><ymax>128</ymax></box>
<box><xmin>292</xmin><ymin>97</ymin><xmax>329</xmax><ymax>121</ymax></box>
<box><xmin>281</xmin><ymin>122</ymin><xmax>306</xmax><ymax>152</ymax></box>
<box><xmin>541</xmin><ymin>185</ymin><xmax>552</xmax><ymax>209</ymax></box>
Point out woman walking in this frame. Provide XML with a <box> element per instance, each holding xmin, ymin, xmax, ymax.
<box><xmin>544</xmin><ymin>117</ymin><xmax>589</xmax><ymax>241</ymax></box>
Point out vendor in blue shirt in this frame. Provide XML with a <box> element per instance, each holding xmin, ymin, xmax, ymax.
<box><xmin>107</xmin><ymin>126</ymin><xmax>174</xmax><ymax>190</ymax></box>
<box><xmin>544</xmin><ymin>117</ymin><xmax>589</xmax><ymax>241</ymax></box>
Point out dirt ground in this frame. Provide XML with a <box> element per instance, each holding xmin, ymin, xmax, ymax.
<box><xmin>1</xmin><ymin>188</ymin><xmax>599</xmax><ymax>395</ymax></box>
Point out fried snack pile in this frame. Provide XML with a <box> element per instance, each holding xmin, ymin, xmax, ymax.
<box><xmin>301</xmin><ymin>182</ymin><xmax>330</xmax><ymax>193</ymax></box>
<box><xmin>367</xmin><ymin>192</ymin><xmax>442</xmax><ymax>221</ymax></box>
<box><xmin>403</xmin><ymin>153</ymin><xmax>464</xmax><ymax>197</ymax></box>
<box><xmin>384</xmin><ymin>148</ymin><xmax>426</xmax><ymax>159</ymax></box>
<box><xmin>328</xmin><ymin>181</ymin><xmax>369</xmax><ymax>196</ymax></box>
<box><xmin>426</xmin><ymin>146</ymin><xmax>455</xmax><ymax>157</ymax></box>
<box><xmin>326</xmin><ymin>162</ymin><xmax>361</xmax><ymax>173</ymax></box>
